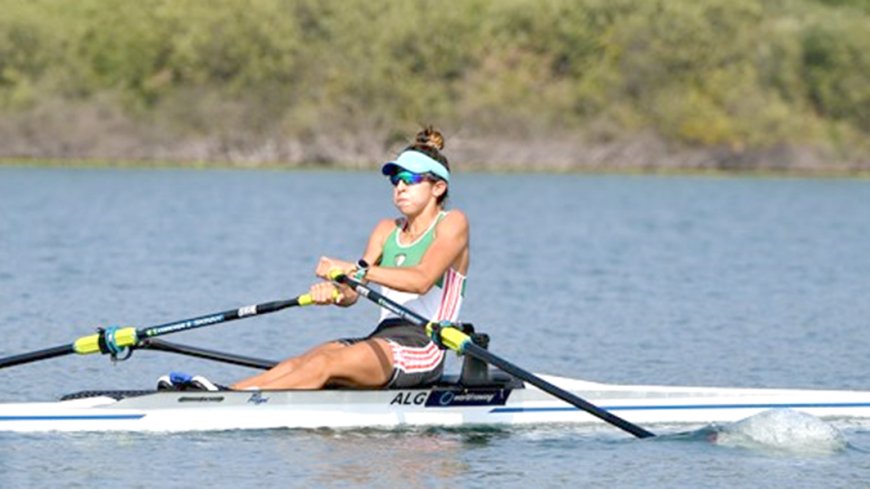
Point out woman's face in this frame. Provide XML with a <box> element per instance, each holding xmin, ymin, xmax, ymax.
<box><xmin>391</xmin><ymin>173</ymin><xmax>447</xmax><ymax>216</ymax></box>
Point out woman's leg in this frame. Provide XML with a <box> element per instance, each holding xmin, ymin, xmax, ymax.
<box><xmin>232</xmin><ymin>339</ymin><xmax>394</xmax><ymax>390</ymax></box>
<box><xmin>231</xmin><ymin>341</ymin><xmax>346</xmax><ymax>390</ymax></box>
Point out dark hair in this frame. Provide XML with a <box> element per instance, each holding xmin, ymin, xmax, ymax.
<box><xmin>405</xmin><ymin>125</ymin><xmax>450</xmax><ymax>204</ymax></box>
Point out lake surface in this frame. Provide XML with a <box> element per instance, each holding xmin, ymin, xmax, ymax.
<box><xmin>1</xmin><ymin>167</ymin><xmax>869</xmax><ymax>487</ymax></box>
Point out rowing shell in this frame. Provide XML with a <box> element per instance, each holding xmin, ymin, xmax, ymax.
<box><xmin>2</xmin><ymin>375</ymin><xmax>870</xmax><ymax>433</ymax></box>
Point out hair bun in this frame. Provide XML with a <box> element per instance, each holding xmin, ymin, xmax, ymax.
<box><xmin>415</xmin><ymin>125</ymin><xmax>445</xmax><ymax>151</ymax></box>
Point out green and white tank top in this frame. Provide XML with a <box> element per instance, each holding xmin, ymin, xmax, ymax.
<box><xmin>378</xmin><ymin>211</ymin><xmax>466</xmax><ymax>323</ymax></box>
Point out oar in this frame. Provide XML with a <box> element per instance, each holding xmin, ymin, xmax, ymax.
<box><xmin>332</xmin><ymin>272</ymin><xmax>656</xmax><ymax>439</ymax></box>
<box><xmin>0</xmin><ymin>294</ymin><xmax>315</xmax><ymax>370</ymax></box>
<box><xmin>136</xmin><ymin>338</ymin><xmax>278</xmax><ymax>370</ymax></box>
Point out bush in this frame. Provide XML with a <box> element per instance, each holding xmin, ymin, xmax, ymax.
<box><xmin>0</xmin><ymin>0</ymin><xmax>867</xmax><ymax>166</ymax></box>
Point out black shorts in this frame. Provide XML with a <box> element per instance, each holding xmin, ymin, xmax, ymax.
<box><xmin>338</xmin><ymin>318</ymin><xmax>446</xmax><ymax>388</ymax></box>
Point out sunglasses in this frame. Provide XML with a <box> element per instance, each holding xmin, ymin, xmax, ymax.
<box><xmin>389</xmin><ymin>171</ymin><xmax>430</xmax><ymax>186</ymax></box>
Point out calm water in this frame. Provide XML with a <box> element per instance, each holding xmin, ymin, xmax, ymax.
<box><xmin>1</xmin><ymin>167</ymin><xmax>869</xmax><ymax>487</ymax></box>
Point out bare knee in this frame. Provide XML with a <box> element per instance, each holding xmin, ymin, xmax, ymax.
<box><xmin>304</xmin><ymin>350</ymin><xmax>332</xmax><ymax>376</ymax></box>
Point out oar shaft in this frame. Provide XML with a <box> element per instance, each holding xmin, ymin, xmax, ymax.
<box><xmin>0</xmin><ymin>345</ymin><xmax>74</xmax><ymax>369</ymax></box>
<box><xmin>138</xmin><ymin>339</ymin><xmax>278</xmax><ymax>370</ymax></box>
<box><xmin>0</xmin><ymin>294</ymin><xmax>313</xmax><ymax>370</ymax></box>
<box><xmin>334</xmin><ymin>274</ymin><xmax>427</xmax><ymax>325</ymax></box>
<box><xmin>139</xmin><ymin>297</ymin><xmax>307</xmax><ymax>339</ymax></box>
<box><xmin>334</xmin><ymin>273</ymin><xmax>656</xmax><ymax>439</ymax></box>
<box><xmin>71</xmin><ymin>298</ymin><xmax>309</xmax><ymax>356</ymax></box>
<box><xmin>464</xmin><ymin>343</ymin><xmax>655</xmax><ymax>438</ymax></box>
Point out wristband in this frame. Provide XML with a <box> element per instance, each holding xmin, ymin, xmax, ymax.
<box><xmin>353</xmin><ymin>259</ymin><xmax>370</xmax><ymax>281</ymax></box>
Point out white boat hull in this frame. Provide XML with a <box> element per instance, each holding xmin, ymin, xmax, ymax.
<box><xmin>2</xmin><ymin>375</ymin><xmax>870</xmax><ymax>433</ymax></box>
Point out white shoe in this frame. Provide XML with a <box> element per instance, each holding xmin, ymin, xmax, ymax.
<box><xmin>156</xmin><ymin>374</ymin><xmax>174</xmax><ymax>390</ymax></box>
<box><xmin>190</xmin><ymin>375</ymin><xmax>221</xmax><ymax>392</ymax></box>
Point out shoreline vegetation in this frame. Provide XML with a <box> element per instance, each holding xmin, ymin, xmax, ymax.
<box><xmin>5</xmin><ymin>158</ymin><xmax>868</xmax><ymax>180</ymax></box>
<box><xmin>1</xmin><ymin>0</ymin><xmax>867</xmax><ymax>172</ymax></box>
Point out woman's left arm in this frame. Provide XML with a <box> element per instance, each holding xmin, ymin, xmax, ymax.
<box><xmin>364</xmin><ymin>211</ymin><xmax>469</xmax><ymax>294</ymax></box>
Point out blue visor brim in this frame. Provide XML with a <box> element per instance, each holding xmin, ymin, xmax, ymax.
<box><xmin>381</xmin><ymin>150</ymin><xmax>450</xmax><ymax>182</ymax></box>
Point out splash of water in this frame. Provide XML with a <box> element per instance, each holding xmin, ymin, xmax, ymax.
<box><xmin>712</xmin><ymin>409</ymin><xmax>846</xmax><ymax>455</ymax></box>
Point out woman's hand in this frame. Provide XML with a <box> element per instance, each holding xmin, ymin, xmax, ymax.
<box><xmin>314</xmin><ymin>256</ymin><xmax>356</xmax><ymax>280</ymax></box>
<box><xmin>308</xmin><ymin>281</ymin><xmax>342</xmax><ymax>305</ymax></box>
<box><xmin>311</xmin><ymin>257</ymin><xmax>360</xmax><ymax>307</ymax></box>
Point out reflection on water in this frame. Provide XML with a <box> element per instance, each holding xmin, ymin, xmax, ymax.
<box><xmin>310</xmin><ymin>430</ymin><xmax>472</xmax><ymax>486</ymax></box>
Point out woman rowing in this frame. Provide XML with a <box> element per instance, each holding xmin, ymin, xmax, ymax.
<box><xmin>232</xmin><ymin>126</ymin><xmax>469</xmax><ymax>390</ymax></box>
